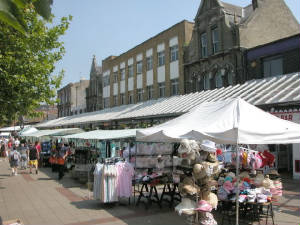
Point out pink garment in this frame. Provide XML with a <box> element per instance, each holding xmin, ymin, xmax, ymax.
<box><xmin>116</xmin><ymin>162</ymin><xmax>134</xmax><ymax>198</ymax></box>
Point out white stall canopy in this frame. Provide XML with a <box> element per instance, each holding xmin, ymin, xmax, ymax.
<box><xmin>18</xmin><ymin>126</ymin><xmax>38</xmax><ymax>135</ymax></box>
<box><xmin>63</xmin><ymin>129</ymin><xmax>137</xmax><ymax>141</ymax></box>
<box><xmin>137</xmin><ymin>98</ymin><xmax>300</xmax><ymax>144</ymax></box>
<box><xmin>22</xmin><ymin>128</ymin><xmax>83</xmax><ymax>138</ymax></box>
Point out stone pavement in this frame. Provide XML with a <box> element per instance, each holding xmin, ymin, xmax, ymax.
<box><xmin>0</xmin><ymin>158</ymin><xmax>299</xmax><ymax>225</ymax></box>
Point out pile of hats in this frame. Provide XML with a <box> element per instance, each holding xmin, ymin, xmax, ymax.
<box><xmin>217</xmin><ymin>171</ymin><xmax>283</xmax><ymax>203</ymax></box>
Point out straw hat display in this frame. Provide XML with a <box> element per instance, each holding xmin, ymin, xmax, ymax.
<box><xmin>193</xmin><ymin>164</ymin><xmax>207</xmax><ymax>180</ymax></box>
<box><xmin>202</xmin><ymin>192</ymin><xmax>218</xmax><ymax>209</ymax></box>
<box><xmin>175</xmin><ymin>198</ymin><xmax>197</xmax><ymax>215</ymax></box>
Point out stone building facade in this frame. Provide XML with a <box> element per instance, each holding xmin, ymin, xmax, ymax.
<box><xmin>86</xmin><ymin>56</ymin><xmax>103</xmax><ymax>112</ymax></box>
<box><xmin>57</xmin><ymin>79</ymin><xmax>90</xmax><ymax>117</ymax></box>
<box><xmin>184</xmin><ymin>0</ymin><xmax>299</xmax><ymax>93</ymax></box>
<box><xmin>101</xmin><ymin>20</ymin><xmax>194</xmax><ymax>108</ymax></box>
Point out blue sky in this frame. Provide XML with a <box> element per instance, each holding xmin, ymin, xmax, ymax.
<box><xmin>51</xmin><ymin>0</ymin><xmax>300</xmax><ymax>87</ymax></box>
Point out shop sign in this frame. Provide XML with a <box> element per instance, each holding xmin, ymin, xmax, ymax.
<box><xmin>271</xmin><ymin>111</ymin><xmax>300</xmax><ymax>124</ymax></box>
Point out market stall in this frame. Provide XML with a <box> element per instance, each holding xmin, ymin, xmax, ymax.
<box><xmin>21</xmin><ymin>128</ymin><xmax>83</xmax><ymax>166</ymax></box>
<box><xmin>62</xmin><ymin>129</ymin><xmax>137</xmax><ymax>185</ymax></box>
<box><xmin>136</xmin><ymin>98</ymin><xmax>300</xmax><ymax>225</ymax></box>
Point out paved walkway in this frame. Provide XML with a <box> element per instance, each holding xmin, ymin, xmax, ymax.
<box><xmin>0</xmin><ymin>158</ymin><xmax>299</xmax><ymax>225</ymax></box>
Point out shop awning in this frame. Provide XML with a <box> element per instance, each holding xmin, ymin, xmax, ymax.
<box><xmin>35</xmin><ymin>72</ymin><xmax>300</xmax><ymax>128</ymax></box>
<box><xmin>63</xmin><ymin>129</ymin><xmax>137</xmax><ymax>140</ymax></box>
<box><xmin>22</xmin><ymin>128</ymin><xmax>83</xmax><ymax>138</ymax></box>
<box><xmin>137</xmin><ymin>98</ymin><xmax>300</xmax><ymax>144</ymax></box>
<box><xmin>18</xmin><ymin>126</ymin><xmax>39</xmax><ymax>135</ymax></box>
<box><xmin>0</xmin><ymin>125</ymin><xmax>30</xmax><ymax>132</ymax></box>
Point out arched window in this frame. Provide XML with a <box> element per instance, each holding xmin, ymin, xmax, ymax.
<box><xmin>228</xmin><ymin>71</ymin><xmax>234</xmax><ymax>85</ymax></box>
<box><xmin>203</xmin><ymin>74</ymin><xmax>210</xmax><ymax>90</ymax></box>
<box><xmin>215</xmin><ymin>70</ymin><xmax>223</xmax><ymax>88</ymax></box>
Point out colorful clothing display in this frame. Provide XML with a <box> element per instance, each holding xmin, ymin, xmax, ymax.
<box><xmin>93</xmin><ymin>161</ymin><xmax>134</xmax><ymax>202</ymax></box>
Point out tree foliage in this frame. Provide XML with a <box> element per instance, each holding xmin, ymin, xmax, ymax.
<box><xmin>0</xmin><ymin>0</ymin><xmax>52</xmax><ymax>34</ymax></box>
<box><xmin>0</xmin><ymin>8</ymin><xmax>71</xmax><ymax>124</ymax></box>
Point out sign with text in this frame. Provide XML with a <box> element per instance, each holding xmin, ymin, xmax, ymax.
<box><xmin>271</xmin><ymin>111</ymin><xmax>300</xmax><ymax>124</ymax></box>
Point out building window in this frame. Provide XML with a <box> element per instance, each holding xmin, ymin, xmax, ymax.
<box><xmin>128</xmin><ymin>65</ymin><xmax>134</xmax><ymax>77</ymax></box>
<box><xmin>120</xmin><ymin>94</ymin><xmax>125</xmax><ymax>105</ymax></box>
<box><xmin>228</xmin><ymin>71</ymin><xmax>234</xmax><ymax>85</ymax></box>
<box><xmin>170</xmin><ymin>45</ymin><xmax>178</xmax><ymax>62</ymax></box>
<box><xmin>201</xmin><ymin>33</ymin><xmax>207</xmax><ymax>58</ymax></box>
<box><xmin>103</xmin><ymin>76</ymin><xmax>110</xmax><ymax>87</ymax></box>
<box><xmin>103</xmin><ymin>97</ymin><xmax>110</xmax><ymax>108</ymax></box>
<box><xmin>137</xmin><ymin>61</ymin><xmax>143</xmax><ymax>74</ymax></box>
<box><xmin>120</xmin><ymin>68</ymin><xmax>125</xmax><ymax>80</ymax></box>
<box><xmin>159</xmin><ymin>82</ymin><xmax>165</xmax><ymax>98</ymax></box>
<box><xmin>171</xmin><ymin>79</ymin><xmax>179</xmax><ymax>96</ymax></box>
<box><xmin>212</xmin><ymin>27</ymin><xmax>219</xmax><ymax>54</ymax></box>
<box><xmin>147</xmin><ymin>85</ymin><xmax>153</xmax><ymax>100</ymax></box>
<box><xmin>128</xmin><ymin>91</ymin><xmax>134</xmax><ymax>104</ymax></box>
<box><xmin>137</xmin><ymin>89</ymin><xmax>143</xmax><ymax>102</ymax></box>
<box><xmin>113</xmin><ymin>71</ymin><xmax>118</xmax><ymax>83</ymax></box>
<box><xmin>263</xmin><ymin>56</ymin><xmax>283</xmax><ymax>77</ymax></box>
<box><xmin>146</xmin><ymin>56</ymin><xmax>153</xmax><ymax>71</ymax></box>
<box><xmin>158</xmin><ymin>51</ymin><xmax>165</xmax><ymax>67</ymax></box>
<box><xmin>204</xmin><ymin>74</ymin><xmax>210</xmax><ymax>90</ymax></box>
<box><xmin>113</xmin><ymin>96</ymin><xmax>118</xmax><ymax>106</ymax></box>
<box><xmin>215</xmin><ymin>71</ymin><xmax>223</xmax><ymax>88</ymax></box>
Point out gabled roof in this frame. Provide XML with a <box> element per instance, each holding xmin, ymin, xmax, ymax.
<box><xmin>36</xmin><ymin>73</ymin><xmax>300</xmax><ymax>128</ymax></box>
<box><xmin>220</xmin><ymin>1</ymin><xmax>243</xmax><ymax>16</ymax></box>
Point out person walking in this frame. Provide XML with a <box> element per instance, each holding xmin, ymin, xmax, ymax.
<box><xmin>9</xmin><ymin>145</ymin><xmax>21</xmax><ymax>176</ymax></box>
<box><xmin>57</xmin><ymin>143</ymin><xmax>68</xmax><ymax>180</ymax></box>
<box><xmin>18</xmin><ymin>143</ymin><xmax>29</xmax><ymax>170</ymax></box>
<box><xmin>28</xmin><ymin>144</ymin><xmax>39</xmax><ymax>174</ymax></box>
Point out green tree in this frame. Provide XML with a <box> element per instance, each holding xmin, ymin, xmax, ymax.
<box><xmin>0</xmin><ymin>0</ymin><xmax>52</xmax><ymax>34</ymax></box>
<box><xmin>0</xmin><ymin>7</ymin><xmax>71</xmax><ymax>124</ymax></box>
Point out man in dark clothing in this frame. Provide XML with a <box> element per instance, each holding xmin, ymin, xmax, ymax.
<box><xmin>28</xmin><ymin>144</ymin><xmax>39</xmax><ymax>174</ymax></box>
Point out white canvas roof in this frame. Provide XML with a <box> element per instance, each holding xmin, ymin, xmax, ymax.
<box><xmin>136</xmin><ymin>98</ymin><xmax>300</xmax><ymax>144</ymax></box>
<box><xmin>35</xmin><ymin>73</ymin><xmax>300</xmax><ymax>128</ymax></box>
<box><xmin>22</xmin><ymin>128</ymin><xmax>83</xmax><ymax>138</ymax></box>
<box><xmin>63</xmin><ymin>129</ymin><xmax>137</xmax><ymax>140</ymax></box>
<box><xmin>0</xmin><ymin>125</ymin><xmax>30</xmax><ymax>132</ymax></box>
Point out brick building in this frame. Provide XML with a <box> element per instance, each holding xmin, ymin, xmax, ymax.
<box><xmin>184</xmin><ymin>0</ymin><xmax>299</xmax><ymax>93</ymax></box>
<box><xmin>101</xmin><ymin>20</ymin><xmax>194</xmax><ymax>108</ymax></box>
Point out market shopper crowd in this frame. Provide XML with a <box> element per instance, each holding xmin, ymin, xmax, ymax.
<box><xmin>0</xmin><ymin>137</ymin><xmax>71</xmax><ymax>179</ymax></box>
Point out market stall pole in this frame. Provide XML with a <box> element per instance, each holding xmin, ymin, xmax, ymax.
<box><xmin>136</xmin><ymin>98</ymin><xmax>300</xmax><ymax>225</ymax></box>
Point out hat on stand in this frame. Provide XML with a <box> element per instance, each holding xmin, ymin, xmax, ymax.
<box><xmin>201</xmin><ymin>140</ymin><xmax>217</xmax><ymax>153</ymax></box>
<box><xmin>175</xmin><ymin>198</ymin><xmax>197</xmax><ymax>215</ymax></box>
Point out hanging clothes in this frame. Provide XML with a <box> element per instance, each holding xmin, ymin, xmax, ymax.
<box><xmin>116</xmin><ymin>161</ymin><xmax>134</xmax><ymax>198</ymax></box>
<box><xmin>93</xmin><ymin>163</ymin><xmax>104</xmax><ymax>200</ymax></box>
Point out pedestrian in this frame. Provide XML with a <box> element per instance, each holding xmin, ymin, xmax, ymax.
<box><xmin>28</xmin><ymin>144</ymin><xmax>39</xmax><ymax>174</ymax></box>
<box><xmin>9</xmin><ymin>145</ymin><xmax>21</xmax><ymax>176</ymax></box>
<box><xmin>57</xmin><ymin>143</ymin><xmax>68</xmax><ymax>180</ymax></box>
<box><xmin>35</xmin><ymin>141</ymin><xmax>42</xmax><ymax>168</ymax></box>
<box><xmin>0</xmin><ymin>142</ymin><xmax>5</xmax><ymax>158</ymax></box>
<box><xmin>18</xmin><ymin>143</ymin><xmax>29</xmax><ymax>169</ymax></box>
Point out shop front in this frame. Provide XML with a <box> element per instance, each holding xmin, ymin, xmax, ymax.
<box><xmin>271</xmin><ymin>110</ymin><xmax>300</xmax><ymax>179</ymax></box>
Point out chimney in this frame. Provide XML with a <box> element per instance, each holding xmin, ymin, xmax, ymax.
<box><xmin>252</xmin><ymin>0</ymin><xmax>258</xmax><ymax>10</ymax></box>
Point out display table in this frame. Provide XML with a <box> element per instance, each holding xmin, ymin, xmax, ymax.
<box><xmin>159</xmin><ymin>183</ymin><xmax>181</xmax><ymax>208</ymax></box>
<box><xmin>219</xmin><ymin>200</ymin><xmax>275</xmax><ymax>225</ymax></box>
<box><xmin>136</xmin><ymin>181</ymin><xmax>162</xmax><ymax>210</ymax></box>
